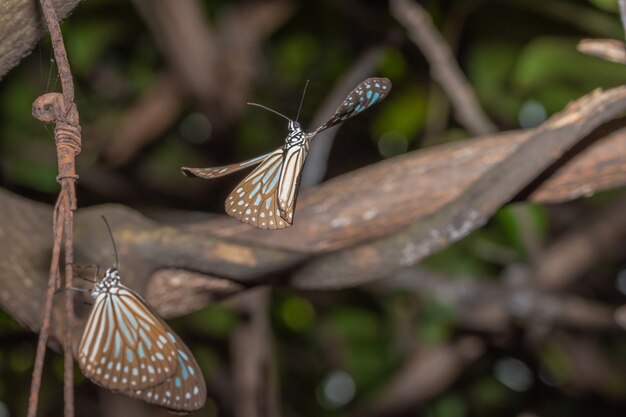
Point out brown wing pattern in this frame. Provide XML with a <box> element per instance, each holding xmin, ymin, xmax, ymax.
<box><xmin>124</xmin><ymin>326</ymin><xmax>207</xmax><ymax>413</ymax></box>
<box><xmin>225</xmin><ymin>147</ymin><xmax>291</xmax><ymax>229</ymax></box>
<box><xmin>78</xmin><ymin>288</ymin><xmax>179</xmax><ymax>390</ymax></box>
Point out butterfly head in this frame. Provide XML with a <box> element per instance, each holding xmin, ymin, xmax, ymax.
<box><xmin>105</xmin><ymin>267</ymin><xmax>120</xmax><ymax>279</ymax></box>
<box><xmin>288</xmin><ymin>120</ymin><xmax>302</xmax><ymax>133</ymax></box>
<box><xmin>285</xmin><ymin>119</ymin><xmax>306</xmax><ymax>148</ymax></box>
<box><xmin>92</xmin><ymin>267</ymin><xmax>121</xmax><ymax>298</ymax></box>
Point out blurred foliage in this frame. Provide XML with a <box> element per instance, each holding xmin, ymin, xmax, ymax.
<box><xmin>2</xmin><ymin>0</ymin><xmax>626</xmax><ymax>416</ymax></box>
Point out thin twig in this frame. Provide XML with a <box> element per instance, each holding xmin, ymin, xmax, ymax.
<box><xmin>619</xmin><ymin>0</ymin><xmax>626</xmax><ymax>39</ymax></box>
<box><xmin>27</xmin><ymin>1</ymin><xmax>81</xmax><ymax>417</ymax></box>
<box><xmin>390</xmin><ymin>0</ymin><xmax>496</xmax><ymax>135</ymax></box>
<box><xmin>63</xmin><ymin>205</ymin><xmax>75</xmax><ymax>417</ymax></box>
<box><xmin>577</xmin><ymin>38</ymin><xmax>626</xmax><ymax>65</ymax></box>
<box><xmin>38</xmin><ymin>0</ymin><xmax>74</xmax><ymax>108</ymax></box>
<box><xmin>230</xmin><ymin>289</ymin><xmax>278</xmax><ymax>417</ymax></box>
<box><xmin>27</xmin><ymin>202</ymin><xmax>65</xmax><ymax>417</ymax></box>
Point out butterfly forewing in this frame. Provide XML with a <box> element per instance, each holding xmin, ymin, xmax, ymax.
<box><xmin>277</xmin><ymin>142</ymin><xmax>310</xmax><ymax>222</ymax></box>
<box><xmin>78</xmin><ymin>286</ymin><xmax>180</xmax><ymax>390</ymax></box>
<box><xmin>127</xmin><ymin>332</ymin><xmax>207</xmax><ymax>413</ymax></box>
<box><xmin>315</xmin><ymin>77</ymin><xmax>391</xmax><ymax>134</ymax></box>
<box><xmin>181</xmin><ymin>151</ymin><xmax>273</xmax><ymax>180</ymax></box>
<box><xmin>225</xmin><ymin>147</ymin><xmax>291</xmax><ymax>229</ymax></box>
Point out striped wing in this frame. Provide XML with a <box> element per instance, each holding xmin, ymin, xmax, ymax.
<box><xmin>225</xmin><ymin>147</ymin><xmax>290</xmax><ymax>229</ymax></box>
<box><xmin>126</xmin><ymin>329</ymin><xmax>206</xmax><ymax>413</ymax></box>
<box><xmin>277</xmin><ymin>142</ymin><xmax>309</xmax><ymax>223</ymax></box>
<box><xmin>78</xmin><ymin>287</ymin><xmax>180</xmax><ymax>390</ymax></box>
<box><xmin>181</xmin><ymin>150</ymin><xmax>274</xmax><ymax>179</ymax></box>
<box><xmin>315</xmin><ymin>77</ymin><xmax>392</xmax><ymax>133</ymax></box>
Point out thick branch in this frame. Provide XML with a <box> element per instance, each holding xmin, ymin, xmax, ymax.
<box><xmin>291</xmin><ymin>87</ymin><xmax>626</xmax><ymax>289</ymax></box>
<box><xmin>533</xmin><ymin>195</ymin><xmax>626</xmax><ymax>291</ymax></box>
<box><xmin>3</xmin><ymin>87</ymin><xmax>626</xmax><ymax>347</ymax></box>
<box><xmin>380</xmin><ymin>268</ymin><xmax>617</xmax><ymax>333</ymax></box>
<box><xmin>0</xmin><ymin>0</ymin><xmax>82</xmax><ymax>80</ymax></box>
<box><xmin>355</xmin><ymin>337</ymin><xmax>485</xmax><ymax>417</ymax></box>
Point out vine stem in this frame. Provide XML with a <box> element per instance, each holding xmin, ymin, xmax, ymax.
<box><xmin>26</xmin><ymin>1</ymin><xmax>81</xmax><ymax>417</ymax></box>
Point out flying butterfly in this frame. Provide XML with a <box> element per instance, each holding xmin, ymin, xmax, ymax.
<box><xmin>77</xmin><ymin>217</ymin><xmax>207</xmax><ymax>413</ymax></box>
<box><xmin>182</xmin><ymin>77</ymin><xmax>392</xmax><ymax>230</ymax></box>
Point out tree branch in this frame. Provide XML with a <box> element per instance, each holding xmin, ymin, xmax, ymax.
<box><xmin>2</xmin><ymin>87</ymin><xmax>626</xmax><ymax>350</ymax></box>
<box><xmin>291</xmin><ymin>87</ymin><xmax>626</xmax><ymax>289</ymax></box>
<box><xmin>0</xmin><ymin>0</ymin><xmax>82</xmax><ymax>80</ymax></box>
<box><xmin>390</xmin><ymin>0</ymin><xmax>496</xmax><ymax>135</ymax></box>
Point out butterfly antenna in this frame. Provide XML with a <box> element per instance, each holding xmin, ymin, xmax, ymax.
<box><xmin>101</xmin><ymin>215</ymin><xmax>119</xmax><ymax>269</ymax></box>
<box><xmin>247</xmin><ymin>102</ymin><xmax>292</xmax><ymax>122</ymax></box>
<box><xmin>295</xmin><ymin>79</ymin><xmax>309</xmax><ymax>123</ymax></box>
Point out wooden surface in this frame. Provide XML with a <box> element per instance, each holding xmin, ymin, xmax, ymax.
<box><xmin>0</xmin><ymin>0</ymin><xmax>82</xmax><ymax>79</ymax></box>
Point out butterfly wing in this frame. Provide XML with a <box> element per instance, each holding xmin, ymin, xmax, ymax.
<box><xmin>126</xmin><ymin>332</ymin><xmax>207</xmax><ymax>413</ymax></box>
<box><xmin>315</xmin><ymin>77</ymin><xmax>392</xmax><ymax>134</ymax></box>
<box><xmin>78</xmin><ymin>287</ymin><xmax>180</xmax><ymax>390</ymax></box>
<box><xmin>181</xmin><ymin>150</ymin><xmax>276</xmax><ymax>179</ymax></box>
<box><xmin>277</xmin><ymin>142</ymin><xmax>310</xmax><ymax>223</ymax></box>
<box><xmin>225</xmin><ymin>147</ymin><xmax>291</xmax><ymax>229</ymax></box>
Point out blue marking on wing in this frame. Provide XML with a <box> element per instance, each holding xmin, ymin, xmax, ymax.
<box><xmin>139</xmin><ymin>328</ymin><xmax>152</xmax><ymax>349</ymax></box>
<box><xmin>114</xmin><ymin>299</ymin><xmax>135</xmax><ymax>343</ymax></box>
<box><xmin>127</xmin><ymin>348</ymin><xmax>134</xmax><ymax>362</ymax></box>
<box><xmin>366</xmin><ymin>90</ymin><xmax>372</xmax><ymax>99</ymax></box>
<box><xmin>125</xmin><ymin>305</ymin><xmax>138</xmax><ymax>329</ymax></box>
<box><xmin>114</xmin><ymin>332</ymin><xmax>121</xmax><ymax>357</ymax></box>
<box><xmin>262</xmin><ymin>162</ymin><xmax>279</xmax><ymax>182</ymax></box>
<box><xmin>249</xmin><ymin>183</ymin><xmax>261</xmax><ymax>198</ymax></box>
<box><xmin>175</xmin><ymin>376</ymin><xmax>182</xmax><ymax>388</ymax></box>
<box><xmin>179</xmin><ymin>356</ymin><xmax>190</xmax><ymax>380</ymax></box>
<box><xmin>138</xmin><ymin>343</ymin><xmax>146</xmax><ymax>358</ymax></box>
<box><xmin>370</xmin><ymin>92</ymin><xmax>380</xmax><ymax>106</ymax></box>
<box><xmin>265</xmin><ymin>168</ymin><xmax>280</xmax><ymax>193</ymax></box>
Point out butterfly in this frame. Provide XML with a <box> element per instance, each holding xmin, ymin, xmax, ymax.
<box><xmin>77</xmin><ymin>218</ymin><xmax>207</xmax><ymax>413</ymax></box>
<box><xmin>182</xmin><ymin>77</ymin><xmax>392</xmax><ymax>230</ymax></box>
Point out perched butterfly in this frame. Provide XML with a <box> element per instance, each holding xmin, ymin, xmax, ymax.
<box><xmin>182</xmin><ymin>77</ymin><xmax>392</xmax><ymax>230</ymax></box>
<box><xmin>77</xmin><ymin>218</ymin><xmax>207</xmax><ymax>413</ymax></box>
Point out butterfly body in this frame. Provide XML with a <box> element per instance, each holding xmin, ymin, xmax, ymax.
<box><xmin>182</xmin><ymin>77</ymin><xmax>392</xmax><ymax>229</ymax></box>
<box><xmin>78</xmin><ymin>267</ymin><xmax>207</xmax><ymax>413</ymax></box>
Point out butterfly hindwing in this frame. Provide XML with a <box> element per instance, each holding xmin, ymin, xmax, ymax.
<box><xmin>78</xmin><ymin>286</ymin><xmax>180</xmax><ymax>390</ymax></box>
<box><xmin>225</xmin><ymin>147</ymin><xmax>290</xmax><ymax>229</ymax></box>
<box><xmin>315</xmin><ymin>77</ymin><xmax>392</xmax><ymax>133</ymax></box>
<box><xmin>125</xmin><ymin>322</ymin><xmax>207</xmax><ymax>413</ymax></box>
<box><xmin>277</xmin><ymin>142</ymin><xmax>309</xmax><ymax>223</ymax></box>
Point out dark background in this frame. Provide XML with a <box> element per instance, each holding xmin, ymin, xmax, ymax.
<box><xmin>1</xmin><ymin>0</ymin><xmax>626</xmax><ymax>416</ymax></box>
